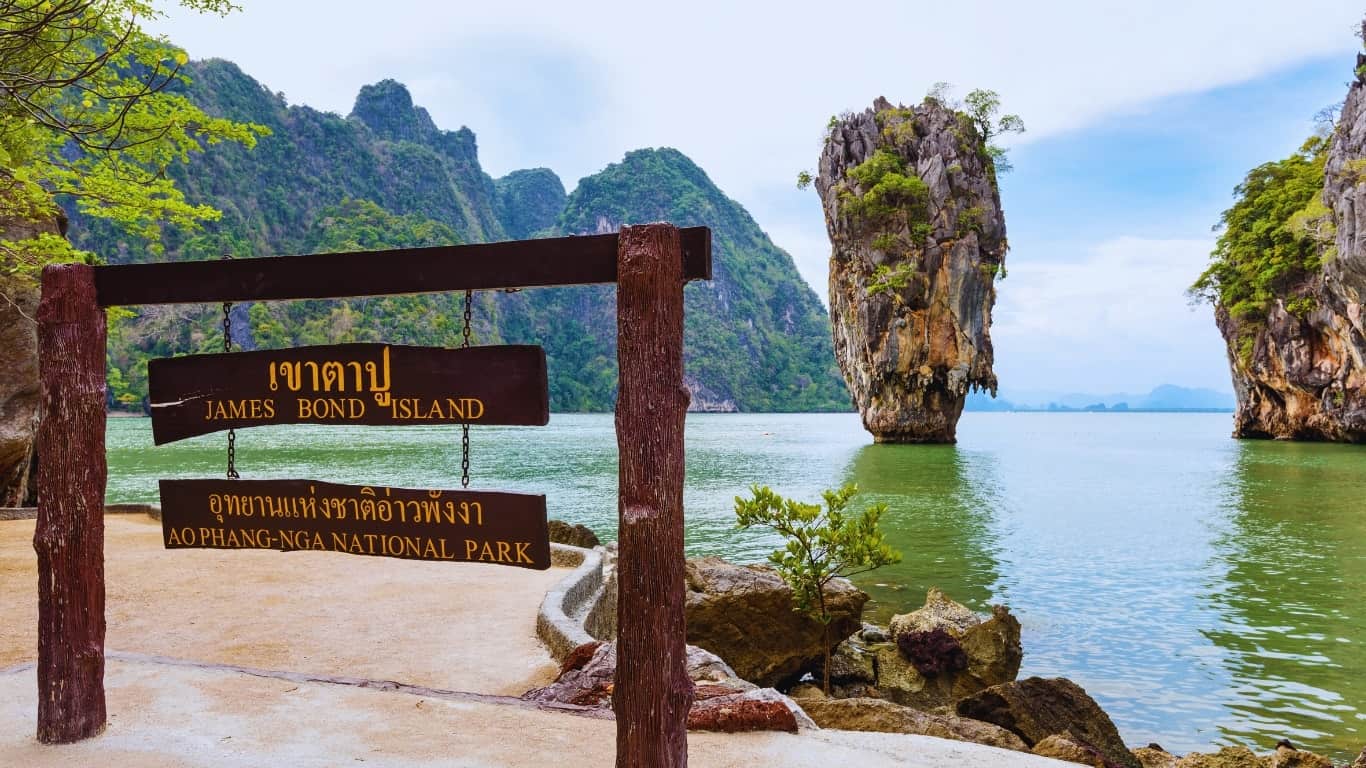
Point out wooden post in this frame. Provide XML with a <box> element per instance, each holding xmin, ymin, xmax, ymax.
<box><xmin>34</xmin><ymin>264</ymin><xmax>107</xmax><ymax>743</ymax></box>
<box><xmin>613</xmin><ymin>224</ymin><xmax>693</xmax><ymax>766</ymax></box>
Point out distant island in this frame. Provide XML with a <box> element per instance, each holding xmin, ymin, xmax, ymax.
<box><xmin>965</xmin><ymin>384</ymin><xmax>1236</xmax><ymax>413</ymax></box>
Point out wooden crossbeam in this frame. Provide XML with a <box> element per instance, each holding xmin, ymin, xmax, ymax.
<box><xmin>93</xmin><ymin>227</ymin><xmax>711</xmax><ymax>307</ymax></box>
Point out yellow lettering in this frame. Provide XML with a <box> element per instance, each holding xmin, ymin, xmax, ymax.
<box><xmin>263</xmin><ymin>399</ymin><xmax>276</xmax><ymax>418</ymax></box>
<box><xmin>515</xmin><ymin>541</ymin><xmax>532</xmax><ymax>564</ymax></box>
<box><xmin>496</xmin><ymin>541</ymin><xmax>511</xmax><ymax>562</ymax></box>
<box><xmin>465</xmin><ymin>539</ymin><xmax>479</xmax><ymax>559</ymax></box>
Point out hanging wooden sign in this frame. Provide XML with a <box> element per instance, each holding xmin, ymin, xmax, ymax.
<box><xmin>148</xmin><ymin>343</ymin><xmax>548</xmax><ymax>445</ymax></box>
<box><xmin>158</xmin><ymin>478</ymin><xmax>551</xmax><ymax>569</ymax></box>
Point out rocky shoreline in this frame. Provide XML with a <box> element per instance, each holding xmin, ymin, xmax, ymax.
<box><xmin>537</xmin><ymin>523</ymin><xmax>1365</xmax><ymax>767</ymax></box>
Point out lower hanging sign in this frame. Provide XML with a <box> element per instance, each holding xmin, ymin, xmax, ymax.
<box><xmin>158</xmin><ymin>478</ymin><xmax>551</xmax><ymax>570</ymax></box>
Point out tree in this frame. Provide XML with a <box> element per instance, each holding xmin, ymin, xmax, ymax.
<box><xmin>962</xmin><ymin>88</ymin><xmax>1025</xmax><ymax>173</ymax></box>
<box><xmin>735</xmin><ymin>484</ymin><xmax>901</xmax><ymax>694</ymax></box>
<box><xmin>0</xmin><ymin>0</ymin><xmax>267</xmax><ymax>276</ymax></box>
<box><xmin>927</xmin><ymin>84</ymin><xmax>1025</xmax><ymax>174</ymax></box>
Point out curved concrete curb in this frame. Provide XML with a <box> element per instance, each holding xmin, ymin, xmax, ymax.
<box><xmin>536</xmin><ymin>543</ymin><xmax>604</xmax><ymax>662</ymax></box>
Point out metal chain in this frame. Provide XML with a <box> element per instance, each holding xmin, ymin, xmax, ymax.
<box><xmin>222</xmin><ymin>296</ymin><xmax>239</xmax><ymax>480</ymax></box>
<box><xmin>461</xmin><ymin>289</ymin><xmax>472</xmax><ymax>488</ymax></box>
<box><xmin>222</xmin><ymin>253</ymin><xmax>240</xmax><ymax>480</ymax></box>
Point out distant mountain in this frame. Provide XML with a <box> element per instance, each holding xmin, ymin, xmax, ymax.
<box><xmin>966</xmin><ymin>385</ymin><xmax>1235</xmax><ymax>412</ymax></box>
<box><xmin>67</xmin><ymin>60</ymin><xmax>849</xmax><ymax>412</ymax></box>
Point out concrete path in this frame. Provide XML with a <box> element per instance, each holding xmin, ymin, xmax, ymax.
<box><xmin>0</xmin><ymin>516</ymin><xmax>1069</xmax><ymax>767</ymax></box>
<box><xmin>0</xmin><ymin>516</ymin><xmax>562</xmax><ymax>693</ymax></box>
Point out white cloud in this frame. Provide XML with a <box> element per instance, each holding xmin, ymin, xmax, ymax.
<box><xmin>991</xmin><ymin>237</ymin><xmax>1232</xmax><ymax>392</ymax></box>
<box><xmin>153</xmin><ymin>1</ymin><xmax>1362</xmax><ymax>194</ymax></box>
<box><xmin>146</xmin><ymin>0</ymin><xmax>1351</xmax><ymax>391</ymax></box>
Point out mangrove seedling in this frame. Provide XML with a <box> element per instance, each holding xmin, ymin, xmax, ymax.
<box><xmin>734</xmin><ymin>483</ymin><xmax>901</xmax><ymax>694</ymax></box>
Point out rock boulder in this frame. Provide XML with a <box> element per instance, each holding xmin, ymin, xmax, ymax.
<box><xmin>522</xmin><ymin>640</ymin><xmax>813</xmax><ymax>732</ymax></box>
<box><xmin>0</xmin><ymin>213</ymin><xmax>62</xmax><ymax>507</ymax></box>
<box><xmin>684</xmin><ymin>556</ymin><xmax>867</xmax><ymax>688</ymax></box>
<box><xmin>798</xmin><ymin>696</ymin><xmax>1027</xmax><ymax>751</ymax></box>
<box><xmin>955</xmin><ymin>676</ymin><xmax>1141</xmax><ymax>768</ymax></box>
<box><xmin>546</xmin><ymin>519</ymin><xmax>602</xmax><ymax>549</ymax></box>
<box><xmin>875</xmin><ymin>588</ymin><xmax>1022</xmax><ymax>709</ymax></box>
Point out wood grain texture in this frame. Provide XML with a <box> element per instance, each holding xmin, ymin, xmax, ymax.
<box><xmin>34</xmin><ymin>264</ymin><xmax>107</xmax><ymax>742</ymax></box>
<box><xmin>94</xmin><ymin>227</ymin><xmax>712</xmax><ymax>306</ymax></box>
<box><xmin>612</xmin><ymin>224</ymin><xmax>693</xmax><ymax>767</ymax></box>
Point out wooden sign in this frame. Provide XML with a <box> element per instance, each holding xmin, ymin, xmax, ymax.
<box><xmin>148</xmin><ymin>343</ymin><xmax>548</xmax><ymax>445</ymax></box>
<box><xmin>158</xmin><ymin>478</ymin><xmax>551</xmax><ymax>570</ymax></box>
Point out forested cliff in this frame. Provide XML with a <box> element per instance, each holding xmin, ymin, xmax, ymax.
<box><xmin>1193</xmin><ymin>40</ymin><xmax>1366</xmax><ymax>442</ymax></box>
<box><xmin>69</xmin><ymin>60</ymin><xmax>848</xmax><ymax>413</ymax></box>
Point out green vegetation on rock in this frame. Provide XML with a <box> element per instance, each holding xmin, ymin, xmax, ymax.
<box><xmin>1190</xmin><ymin>136</ymin><xmax>1332</xmax><ymax>343</ymax></box>
<box><xmin>69</xmin><ymin>61</ymin><xmax>847</xmax><ymax>413</ymax></box>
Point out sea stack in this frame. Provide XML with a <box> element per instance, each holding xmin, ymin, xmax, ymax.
<box><xmin>1208</xmin><ymin>43</ymin><xmax>1366</xmax><ymax>442</ymax></box>
<box><xmin>816</xmin><ymin>97</ymin><xmax>1006</xmax><ymax>443</ymax></box>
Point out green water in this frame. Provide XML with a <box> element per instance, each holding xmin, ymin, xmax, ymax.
<box><xmin>106</xmin><ymin>412</ymin><xmax>1366</xmax><ymax>759</ymax></box>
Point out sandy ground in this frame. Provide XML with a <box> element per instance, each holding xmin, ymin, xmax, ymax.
<box><xmin>0</xmin><ymin>516</ymin><xmax>561</xmax><ymax>694</ymax></box>
<box><xmin>0</xmin><ymin>660</ymin><xmax>1072</xmax><ymax>768</ymax></box>
<box><xmin>0</xmin><ymin>515</ymin><xmax>1069</xmax><ymax>767</ymax></box>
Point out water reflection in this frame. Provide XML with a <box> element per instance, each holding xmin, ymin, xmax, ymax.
<box><xmin>842</xmin><ymin>443</ymin><xmax>1004</xmax><ymax>618</ymax></box>
<box><xmin>1202</xmin><ymin>440</ymin><xmax>1366</xmax><ymax>758</ymax></box>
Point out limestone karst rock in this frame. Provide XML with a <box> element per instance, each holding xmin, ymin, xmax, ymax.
<box><xmin>816</xmin><ymin>97</ymin><xmax>1006</xmax><ymax>442</ymax></box>
<box><xmin>0</xmin><ymin>211</ymin><xmax>66</xmax><ymax>506</ymax></box>
<box><xmin>1213</xmin><ymin>40</ymin><xmax>1366</xmax><ymax>442</ymax></box>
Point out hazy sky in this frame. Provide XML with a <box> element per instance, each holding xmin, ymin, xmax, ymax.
<box><xmin>151</xmin><ymin>1</ymin><xmax>1365</xmax><ymax>394</ymax></box>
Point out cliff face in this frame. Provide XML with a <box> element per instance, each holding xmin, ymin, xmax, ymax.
<box><xmin>498</xmin><ymin>147</ymin><xmax>850</xmax><ymax>413</ymax></box>
<box><xmin>816</xmin><ymin>97</ymin><xmax>1005</xmax><ymax>443</ymax></box>
<box><xmin>0</xmin><ymin>212</ymin><xmax>64</xmax><ymax>506</ymax></box>
<box><xmin>1216</xmin><ymin>59</ymin><xmax>1366</xmax><ymax>442</ymax></box>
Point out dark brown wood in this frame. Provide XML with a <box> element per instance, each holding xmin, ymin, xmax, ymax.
<box><xmin>612</xmin><ymin>224</ymin><xmax>692</xmax><ymax>766</ymax></box>
<box><xmin>94</xmin><ymin>227</ymin><xmax>712</xmax><ymax>307</ymax></box>
<box><xmin>34</xmin><ymin>264</ymin><xmax>107</xmax><ymax>743</ymax></box>
<box><xmin>159</xmin><ymin>479</ymin><xmax>551</xmax><ymax>570</ymax></box>
<box><xmin>148</xmin><ymin>343</ymin><xmax>549</xmax><ymax>444</ymax></box>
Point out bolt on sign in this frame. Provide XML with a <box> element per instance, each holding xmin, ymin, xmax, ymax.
<box><xmin>148</xmin><ymin>342</ymin><xmax>552</xmax><ymax>568</ymax></box>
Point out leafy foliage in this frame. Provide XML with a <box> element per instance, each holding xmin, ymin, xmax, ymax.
<box><xmin>1190</xmin><ymin>136</ymin><xmax>1331</xmax><ymax>333</ymax></box>
<box><xmin>0</xmin><ymin>1</ymin><xmax>267</xmax><ymax>276</ymax></box>
<box><xmin>735</xmin><ymin>483</ymin><xmax>900</xmax><ymax>692</ymax></box>
<box><xmin>961</xmin><ymin>88</ymin><xmax>1025</xmax><ymax>174</ymax></box>
<box><xmin>835</xmin><ymin>147</ymin><xmax>932</xmax><ymax>262</ymax></box>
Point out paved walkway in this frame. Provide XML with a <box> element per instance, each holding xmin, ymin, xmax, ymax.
<box><xmin>0</xmin><ymin>516</ymin><xmax>1069</xmax><ymax>767</ymax></box>
<box><xmin>0</xmin><ymin>516</ymin><xmax>563</xmax><ymax>693</ymax></box>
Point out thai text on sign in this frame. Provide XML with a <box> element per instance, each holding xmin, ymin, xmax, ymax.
<box><xmin>158</xmin><ymin>478</ymin><xmax>551</xmax><ymax>570</ymax></box>
<box><xmin>147</xmin><ymin>343</ymin><xmax>549</xmax><ymax>444</ymax></box>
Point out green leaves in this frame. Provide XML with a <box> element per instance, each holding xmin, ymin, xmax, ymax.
<box><xmin>735</xmin><ymin>483</ymin><xmax>901</xmax><ymax>622</ymax></box>
<box><xmin>1190</xmin><ymin>134</ymin><xmax>1331</xmax><ymax>359</ymax></box>
<box><xmin>0</xmin><ymin>0</ymin><xmax>267</xmax><ymax>276</ymax></box>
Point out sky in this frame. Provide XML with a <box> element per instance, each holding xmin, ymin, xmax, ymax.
<box><xmin>151</xmin><ymin>0</ymin><xmax>1366</xmax><ymax>394</ymax></box>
